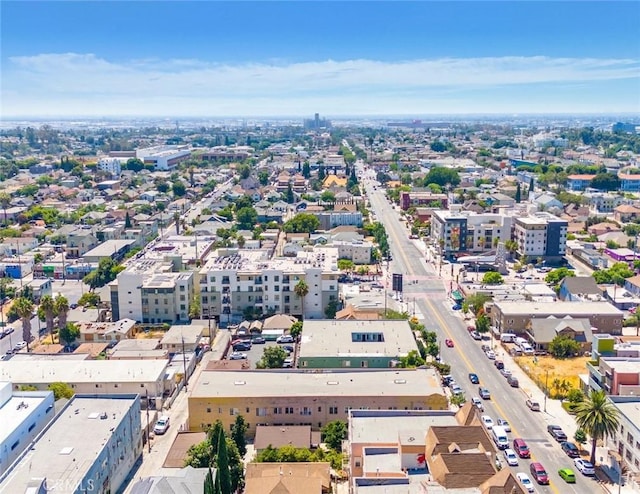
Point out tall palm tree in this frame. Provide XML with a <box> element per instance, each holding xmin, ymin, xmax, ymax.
<box><xmin>575</xmin><ymin>389</ymin><xmax>620</xmax><ymax>465</ymax></box>
<box><xmin>54</xmin><ymin>294</ymin><xmax>70</xmax><ymax>338</ymax></box>
<box><xmin>0</xmin><ymin>192</ymin><xmax>11</xmax><ymax>226</ymax></box>
<box><xmin>14</xmin><ymin>297</ymin><xmax>34</xmax><ymax>352</ymax></box>
<box><xmin>294</xmin><ymin>279</ymin><xmax>309</xmax><ymax>317</ymax></box>
<box><xmin>40</xmin><ymin>294</ymin><xmax>57</xmax><ymax>344</ymax></box>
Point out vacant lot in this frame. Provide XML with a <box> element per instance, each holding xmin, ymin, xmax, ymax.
<box><xmin>515</xmin><ymin>355</ymin><xmax>589</xmax><ymax>398</ymax></box>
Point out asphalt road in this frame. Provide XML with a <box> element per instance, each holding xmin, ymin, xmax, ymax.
<box><xmin>361</xmin><ymin>166</ymin><xmax>599</xmax><ymax>494</ymax></box>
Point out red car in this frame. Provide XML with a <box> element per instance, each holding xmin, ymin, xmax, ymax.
<box><xmin>445</xmin><ymin>339</ymin><xmax>454</xmax><ymax>348</ymax></box>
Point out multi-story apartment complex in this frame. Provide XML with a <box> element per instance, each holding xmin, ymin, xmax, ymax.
<box><xmin>111</xmin><ymin>260</ymin><xmax>194</xmax><ymax>323</ymax></box>
<box><xmin>199</xmin><ymin>248</ymin><xmax>340</xmax><ymax>323</ymax></box>
<box><xmin>97</xmin><ymin>157</ymin><xmax>124</xmax><ymax>177</ymax></box>
<box><xmin>315</xmin><ymin>210</ymin><xmax>363</xmax><ymax>230</ymax></box>
<box><xmin>566</xmin><ymin>174</ymin><xmax>596</xmax><ymax>191</ymax></box>
<box><xmin>619</xmin><ymin>172</ymin><xmax>640</xmax><ymax>193</ymax></box>
<box><xmin>584</xmin><ymin>192</ymin><xmax>626</xmax><ymax>214</ymax></box>
<box><xmin>188</xmin><ymin>368</ymin><xmax>448</xmax><ymax>436</ymax></box>
<box><xmin>317</xmin><ymin>239</ymin><xmax>372</xmax><ymax>265</ymax></box>
<box><xmin>608</xmin><ymin>398</ymin><xmax>640</xmax><ymax>474</ymax></box>
<box><xmin>512</xmin><ymin>213</ymin><xmax>568</xmax><ymax>263</ymax></box>
<box><xmin>587</xmin><ymin>357</ymin><xmax>640</xmax><ymax>397</ymax></box>
<box><xmin>0</xmin><ymin>395</ymin><xmax>142</xmax><ymax>494</ymax></box>
<box><xmin>400</xmin><ymin>191</ymin><xmax>448</xmax><ymax>211</ymax></box>
<box><xmin>0</xmin><ymin>382</ymin><xmax>55</xmax><ymax>475</ymax></box>
<box><xmin>430</xmin><ymin>210</ymin><xmax>512</xmax><ymax>257</ymax></box>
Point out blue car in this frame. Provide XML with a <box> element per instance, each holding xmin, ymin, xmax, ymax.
<box><xmin>452</xmin><ymin>304</ymin><xmax>462</xmax><ymax>311</ymax></box>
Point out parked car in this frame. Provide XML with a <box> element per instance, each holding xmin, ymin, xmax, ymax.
<box><xmin>232</xmin><ymin>341</ymin><xmax>251</xmax><ymax>351</ymax></box>
<box><xmin>516</xmin><ymin>473</ymin><xmax>535</xmax><ymax>493</ymax></box>
<box><xmin>282</xmin><ymin>357</ymin><xmax>294</xmax><ymax>368</ymax></box>
<box><xmin>251</xmin><ymin>336</ymin><xmax>266</xmax><ymax>344</ymax></box>
<box><xmin>529</xmin><ymin>462</ymin><xmax>549</xmax><ymax>485</ymax></box>
<box><xmin>282</xmin><ymin>345</ymin><xmax>294</xmax><ymax>354</ymax></box>
<box><xmin>485</xmin><ymin>350</ymin><xmax>496</xmax><ymax>360</ymax></box>
<box><xmin>468</xmin><ymin>373</ymin><xmax>480</xmax><ymax>384</ymax></box>
<box><xmin>471</xmin><ymin>397</ymin><xmax>484</xmax><ymax>411</ymax></box>
<box><xmin>481</xmin><ymin>415</ymin><xmax>494</xmax><ymax>429</ymax></box>
<box><xmin>547</xmin><ymin>425</ymin><xmax>568</xmax><ymax>442</ymax></box>
<box><xmin>561</xmin><ymin>441</ymin><xmax>580</xmax><ymax>458</ymax></box>
<box><xmin>276</xmin><ymin>335</ymin><xmax>294</xmax><ymax>343</ymax></box>
<box><xmin>494</xmin><ymin>359</ymin><xmax>504</xmax><ymax>370</ymax></box>
<box><xmin>451</xmin><ymin>384</ymin><xmax>463</xmax><ymax>395</ymax></box>
<box><xmin>470</xmin><ymin>331</ymin><xmax>482</xmax><ymax>340</ymax></box>
<box><xmin>445</xmin><ymin>338</ymin><xmax>454</xmax><ymax>348</ymax></box>
<box><xmin>478</xmin><ymin>387</ymin><xmax>491</xmax><ymax>399</ymax></box>
<box><xmin>229</xmin><ymin>352</ymin><xmax>248</xmax><ymax>360</ymax></box>
<box><xmin>500</xmin><ymin>368</ymin><xmax>511</xmax><ymax>378</ymax></box>
<box><xmin>14</xmin><ymin>341</ymin><xmax>27</xmax><ymax>351</ymax></box>
<box><xmin>526</xmin><ymin>399</ymin><xmax>541</xmax><ymax>411</ymax></box>
<box><xmin>503</xmin><ymin>448</ymin><xmax>519</xmax><ymax>466</ymax></box>
<box><xmin>507</xmin><ymin>375</ymin><xmax>519</xmax><ymax>388</ymax></box>
<box><xmin>513</xmin><ymin>438</ymin><xmax>530</xmax><ymax>458</ymax></box>
<box><xmin>558</xmin><ymin>468</ymin><xmax>577</xmax><ymax>483</ymax></box>
<box><xmin>574</xmin><ymin>458</ymin><xmax>595</xmax><ymax>476</ymax></box>
<box><xmin>497</xmin><ymin>418</ymin><xmax>511</xmax><ymax>432</ymax></box>
<box><xmin>451</xmin><ymin>304</ymin><xmax>462</xmax><ymax>311</ymax></box>
<box><xmin>153</xmin><ymin>415</ymin><xmax>170</xmax><ymax>435</ymax></box>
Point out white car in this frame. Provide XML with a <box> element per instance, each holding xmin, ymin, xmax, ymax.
<box><xmin>228</xmin><ymin>352</ymin><xmax>248</xmax><ymax>360</ymax></box>
<box><xmin>471</xmin><ymin>397</ymin><xmax>484</xmax><ymax>411</ymax></box>
<box><xmin>481</xmin><ymin>415</ymin><xmax>494</xmax><ymax>430</ymax></box>
<box><xmin>276</xmin><ymin>335</ymin><xmax>294</xmax><ymax>343</ymax></box>
<box><xmin>516</xmin><ymin>473</ymin><xmax>535</xmax><ymax>493</ymax></box>
<box><xmin>485</xmin><ymin>350</ymin><xmax>496</xmax><ymax>360</ymax></box>
<box><xmin>497</xmin><ymin>418</ymin><xmax>511</xmax><ymax>432</ymax></box>
<box><xmin>153</xmin><ymin>415</ymin><xmax>170</xmax><ymax>435</ymax></box>
<box><xmin>574</xmin><ymin>458</ymin><xmax>595</xmax><ymax>476</ymax></box>
<box><xmin>14</xmin><ymin>341</ymin><xmax>27</xmax><ymax>351</ymax></box>
<box><xmin>503</xmin><ymin>448</ymin><xmax>519</xmax><ymax>466</ymax></box>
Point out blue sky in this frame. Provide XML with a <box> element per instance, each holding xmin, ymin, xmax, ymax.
<box><xmin>1</xmin><ymin>1</ymin><xmax>639</xmax><ymax>117</ymax></box>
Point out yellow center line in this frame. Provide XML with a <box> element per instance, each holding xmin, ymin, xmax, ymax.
<box><xmin>380</xmin><ymin>202</ymin><xmax>561</xmax><ymax>494</ymax></box>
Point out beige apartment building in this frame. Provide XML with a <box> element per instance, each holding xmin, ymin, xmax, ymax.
<box><xmin>188</xmin><ymin>368</ymin><xmax>447</xmax><ymax>436</ymax></box>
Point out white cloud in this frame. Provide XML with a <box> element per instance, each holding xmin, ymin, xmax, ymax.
<box><xmin>2</xmin><ymin>53</ymin><xmax>639</xmax><ymax>116</ymax></box>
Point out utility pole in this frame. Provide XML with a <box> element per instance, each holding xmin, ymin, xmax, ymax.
<box><xmin>182</xmin><ymin>335</ymin><xmax>188</xmax><ymax>392</ymax></box>
<box><xmin>145</xmin><ymin>389</ymin><xmax>151</xmax><ymax>453</ymax></box>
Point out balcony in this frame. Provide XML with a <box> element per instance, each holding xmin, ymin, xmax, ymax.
<box><xmin>255</xmin><ymin>297</ymin><xmax>263</xmax><ymax>304</ymax></box>
<box><xmin>255</xmin><ymin>279</ymin><xmax>263</xmax><ymax>285</ymax></box>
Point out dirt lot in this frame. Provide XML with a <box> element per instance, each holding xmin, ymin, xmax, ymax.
<box><xmin>514</xmin><ymin>355</ymin><xmax>589</xmax><ymax>398</ymax></box>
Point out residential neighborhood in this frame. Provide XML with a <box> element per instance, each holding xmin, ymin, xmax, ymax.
<box><xmin>1</xmin><ymin>118</ymin><xmax>639</xmax><ymax>494</ymax></box>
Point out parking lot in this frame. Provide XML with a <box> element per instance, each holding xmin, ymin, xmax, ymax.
<box><xmin>227</xmin><ymin>338</ymin><xmax>296</xmax><ymax>369</ymax></box>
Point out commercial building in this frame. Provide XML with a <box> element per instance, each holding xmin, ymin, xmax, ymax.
<box><xmin>0</xmin><ymin>382</ymin><xmax>55</xmax><ymax>474</ymax></box>
<box><xmin>82</xmin><ymin>238</ymin><xmax>136</xmax><ymax>263</ymax></box>
<box><xmin>188</xmin><ymin>368</ymin><xmax>448</xmax><ymax>436</ymax></box>
<box><xmin>0</xmin><ymin>359</ymin><xmax>171</xmax><ymax>409</ymax></box>
<box><xmin>512</xmin><ymin>213</ymin><xmax>568</xmax><ymax>263</ymax></box>
<box><xmin>97</xmin><ymin>157</ymin><xmax>124</xmax><ymax>177</ymax></box>
<box><xmin>566</xmin><ymin>174</ymin><xmax>596</xmax><ymax>192</ymax></box>
<box><xmin>619</xmin><ymin>173</ymin><xmax>640</xmax><ymax>193</ymax></box>
<box><xmin>314</xmin><ymin>211</ymin><xmax>363</xmax><ymax>230</ymax></box>
<box><xmin>489</xmin><ymin>301</ymin><xmax>623</xmax><ymax>334</ymax></box>
<box><xmin>430</xmin><ymin>210</ymin><xmax>513</xmax><ymax>256</ymax></box>
<box><xmin>199</xmin><ymin>248</ymin><xmax>340</xmax><ymax>323</ymax></box>
<box><xmin>587</xmin><ymin>357</ymin><xmax>640</xmax><ymax>397</ymax></box>
<box><xmin>607</xmin><ymin>398</ymin><xmax>640</xmax><ymax>475</ymax></box>
<box><xmin>297</xmin><ymin>319</ymin><xmax>417</xmax><ymax>369</ymax></box>
<box><xmin>77</xmin><ymin>318</ymin><xmax>138</xmax><ymax>344</ymax></box>
<box><xmin>400</xmin><ymin>191</ymin><xmax>448</xmax><ymax>211</ymax></box>
<box><xmin>136</xmin><ymin>145</ymin><xmax>191</xmax><ymax>171</ymax></box>
<box><xmin>317</xmin><ymin>239</ymin><xmax>372</xmax><ymax>265</ymax></box>
<box><xmin>0</xmin><ymin>394</ymin><xmax>142</xmax><ymax>494</ymax></box>
<box><xmin>199</xmin><ymin>146</ymin><xmax>253</xmax><ymax>163</ymax></box>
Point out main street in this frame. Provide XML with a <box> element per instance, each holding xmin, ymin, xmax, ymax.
<box><xmin>361</xmin><ymin>166</ymin><xmax>599</xmax><ymax>494</ymax></box>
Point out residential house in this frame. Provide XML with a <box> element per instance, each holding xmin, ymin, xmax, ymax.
<box><xmin>558</xmin><ymin>276</ymin><xmax>604</xmax><ymax>302</ymax></box>
<box><xmin>77</xmin><ymin>318</ymin><xmax>138</xmax><ymax>344</ymax></box>
<box><xmin>614</xmin><ymin>204</ymin><xmax>640</xmax><ymax>223</ymax></box>
<box><xmin>66</xmin><ymin>229</ymin><xmax>100</xmax><ymax>258</ymax></box>
<box><xmin>527</xmin><ymin>317</ymin><xmax>593</xmax><ymax>352</ymax></box>
<box><xmin>244</xmin><ymin>463</ymin><xmax>331</xmax><ymax>494</ymax></box>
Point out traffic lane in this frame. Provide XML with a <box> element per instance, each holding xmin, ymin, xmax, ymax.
<box><xmin>418</xmin><ymin>297</ymin><xmax>594</xmax><ymax>494</ymax></box>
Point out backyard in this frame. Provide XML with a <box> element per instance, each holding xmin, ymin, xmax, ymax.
<box><xmin>514</xmin><ymin>355</ymin><xmax>589</xmax><ymax>399</ymax></box>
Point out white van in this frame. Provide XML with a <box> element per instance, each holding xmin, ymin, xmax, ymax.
<box><xmin>492</xmin><ymin>425</ymin><xmax>509</xmax><ymax>450</ymax></box>
<box><xmin>521</xmin><ymin>344</ymin><xmax>535</xmax><ymax>355</ymax></box>
<box><xmin>500</xmin><ymin>333</ymin><xmax>516</xmax><ymax>343</ymax></box>
<box><xmin>515</xmin><ymin>337</ymin><xmax>528</xmax><ymax>348</ymax></box>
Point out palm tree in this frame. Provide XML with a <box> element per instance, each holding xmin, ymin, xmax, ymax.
<box><xmin>40</xmin><ymin>295</ymin><xmax>57</xmax><ymax>344</ymax></box>
<box><xmin>54</xmin><ymin>294</ymin><xmax>70</xmax><ymax>338</ymax></box>
<box><xmin>14</xmin><ymin>297</ymin><xmax>34</xmax><ymax>352</ymax></box>
<box><xmin>575</xmin><ymin>389</ymin><xmax>620</xmax><ymax>465</ymax></box>
<box><xmin>0</xmin><ymin>192</ymin><xmax>11</xmax><ymax>226</ymax></box>
<box><xmin>294</xmin><ymin>279</ymin><xmax>309</xmax><ymax>317</ymax></box>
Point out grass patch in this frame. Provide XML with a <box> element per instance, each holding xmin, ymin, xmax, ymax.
<box><xmin>514</xmin><ymin>355</ymin><xmax>589</xmax><ymax>399</ymax></box>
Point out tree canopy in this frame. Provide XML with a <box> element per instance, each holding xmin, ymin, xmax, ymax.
<box><xmin>423</xmin><ymin>167</ymin><xmax>460</xmax><ymax>187</ymax></box>
<box><xmin>283</xmin><ymin>213</ymin><xmax>320</xmax><ymax>233</ymax></box>
<box><xmin>548</xmin><ymin>335</ymin><xmax>582</xmax><ymax>359</ymax></box>
<box><xmin>256</xmin><ymin>345</ymin><xmax>288</xmax><ymax>369</ymax></box>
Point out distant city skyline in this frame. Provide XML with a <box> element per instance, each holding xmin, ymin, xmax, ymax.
<box><xmin>1</xmin><ymin>1</ymin><xmax>639</xmax><ymax>118</ymax></box>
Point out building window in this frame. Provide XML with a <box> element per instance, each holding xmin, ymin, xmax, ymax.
<box><xmin>317</xmin><ymin>407</ymin><xmax>322</xmax><ymax>412</ymax></box>
<box><xmin>274</xmin><ymin>407</ymin><xmax>282</xmax><ymax>415</ymax></box>
<box><xmin>256</xmin><ymin>408</ymin><xmax>267</xmax><ymax>417</ymax></box>
<box><xmin>206</xmin><ymin>408</ymin><xmax>211</xmax><ymax>413</ymax></box>
<box><xmin>329</xmin><ymin>406</ymin><xmax>338</xmax><ymax>415</ymax></box>
<box><xmin>285</xmin><ymin>407</ymin><xmax>294</xmax><ymax>414</ymax></box>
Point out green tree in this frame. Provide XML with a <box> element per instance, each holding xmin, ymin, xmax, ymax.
<box><xmin>156</xmin><ymin>181</ymin><xmax>170</xmax><ymax>193</ymax></box>
<box><xmin>257</xmin><ymin>345</ymin><xmax>288</xmax><ymax>368</ymax></box>
<box><xmin>125</xmin><ymin>158</ymin><xmax>144</xmax><ymax>172</ymax></box>
<box><xmin>450</xmin><ymin>393</ymin><xmax>466</xmax><ymax>407</ymax></box>
<box><xmin>320</xmin><ymin>190</ymin><xmax>336</xmax><ymax>203</ymax></box>
<box><xmin>548</xmin><ymin>335</ymin><xmax>582</xmax><ymax>358</ymax></box>
<box><xmin>321</xmin><ymin>420</ymin><xmax>348</xmax><ymax>451</ymax></box>
<box><xmin>216</xmin><ymin>427</ymin><xmax>232</xmax><ymax>494</ymax></box>
<box><xmin>78</xmin><ymin>292</ymin><xmax>101</xmax><ymax>307</ymax></box>
<box><xmin>59</xmin><ymin>322</ymin><xmax>80</xmax><ymax>346</ymax></box>
<box><xmin>83</xmin><ymin>258</ymin><xmax>125</xmax><ymax>290</ymax></box>
<box><xmin>590</xmin><ymin>173</ymin><xmax>620</xmax><ymax>191</ymax></box>
<box><xmin>172</xmin><ymin>180</ymin><xmax>187</xmax><ymax>197</ymax></box>
<box><xmin>482</xmin><ymin>272</ymin><xmax>503</xmax><ymax>285</ymax></box>
<box><xmin>204</xmin><ymin>467</ymin><xmax>215</xmax><ymax>494</ymax></box>
<box><xmin>424</xmin><ymin>167</ymin><xmax>460</xmax><ymax>187</ymax></box>
<box><xmin>285</xmin><ymin>183</ymin><xmax>295</xmax><ymax>204</ymax></box>
<box><xmin>464</xmin><ymin>293</ymin><xmax>490</xmax><ymax>316</ymax></box>
<box><xmin>231</xmin><ymin>415</ymin><xmax>248</xmax><ymax>457</ymax></box>
<box><xmin>475</xmin><ymin>313</ymin><xmax>491</xmax><ymax>334</ymax></box>
<box><xmin>124</xmin><ymin>211</ymin><xmax>132</xmax><ymax>229</ymax></box>
<box><xmin>515</xmin><ymin>183</ymin><xmax>521</xmax><ymax>203</ymax></box>
<box><xmin>14</xmin><ymin>297</ymin><xmax>34</xmax><ymax>351</ymax></box>
<box><xmin>337</xmin><ymin>259</ymin><xmax>355</xmax><ymax>272</ymax></box>
<box><xmin>39</xmin><ymin>294</ymin><xmax>57</xmax><ymax>343</ymax></box>
<box><xmin>283</xmin><ymin>213</ymin><xmax>320</xmax><ymax>233</ymax></box>
<box><xmin>399</xmin><ymin>349</ymin><xmax>425</xmax><ymax>368</ymax></box>
<box><xmin>185</xmin><ymin>440</ymin><xmax>213</xmax><ymax>468</ymax></box>
<box><xmin>294</xmin><ymin>279</ymin><xmax>309</xmax><ymax>312</ymax></box>
<box><xmin>574</xmin><ymin>428</ymin><xmax>588</xmax><ymax>450</ymax></box>
<box><xmin>189</xmin><ymin>298</ymin><xmax>201</xmax><ymax>320</ymax></box>
<box><xmin>0</xmin><ymin>192</ymin><xmax>11</xmax><ymax>225</ymax></box>
<box><xmin>48</xmin><ymin>382</ymin><xmax>74</xmax><ymax>400</ymax></box>
<box><xmin>302</xmin><ymin>161</ymin><xmax>311</xmax><ymax>178</ymax></box>
<box><xmin>290</xmin><ymin>321</ymin><xmax>303</xmax><ymax>340</ymax></box>
<box><xmin>236</xmin><ymin>206</ymin><xmax>257</xmax><ymax>230</ymax></box>
<box><xmin>575</xmin><ymin>390</ymin><xmax>620</xmax><ymax>465</ymax></box>
<box><xmin>545</xmin><ymin>267</ymin><xmax>576</xmax><ymax>286</ymax></box>
<box><xmin>430</xmin><ymin>141</ymin><xmax>446</xmax><ymax>152</ymax></box>
<box><xmin>257</xmin><ymin>170</ymin><xmax>269</xmax><ymax>186</ymax></box>
<box><xmin>238</xmin><ymin>164</ymin><xmax>251</xmax><ymax>179</ymax></box>
<box><xmin>324</xmin><ymin>300</ymin><xmax>338</xmax><ymax>319</ymax></box>
<box><xmin>54</xmin><ymin>294</ymin><xmax>70</xmax><ymax>331</ymax></box>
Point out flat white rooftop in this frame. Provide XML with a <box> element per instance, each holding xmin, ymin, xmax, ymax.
<box><xmin>299</xmin><ymin>320</ymin><xmax>417</xmax><ymax>358</ymax></box>
<box><xmin>349</xmin><ymin>410</ymin><xmax>458</xmax><ymax>444</ymax></box>
<box><xmin>493</xmin><ymin>301</ymin><xmax>622</xmax><ymax>316</ymax></box>
<box><xmin>191</xmin><ymin>368</ymin><xmax>444</xmax><ymax>399</ymax></box>
<box><xmin>0</xmin><ymin>396</ymin><xmax>137</xmax><ymax>492</ymax></box>
<box><xmin>0</xmin><ymin>359</ymin><xmax>169</xmax><ymax>384</ymax></box>
<box><xmin>0</xmin><ymin>389</ymin><xmax>53</xmax><ymax>448</ymax></box>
